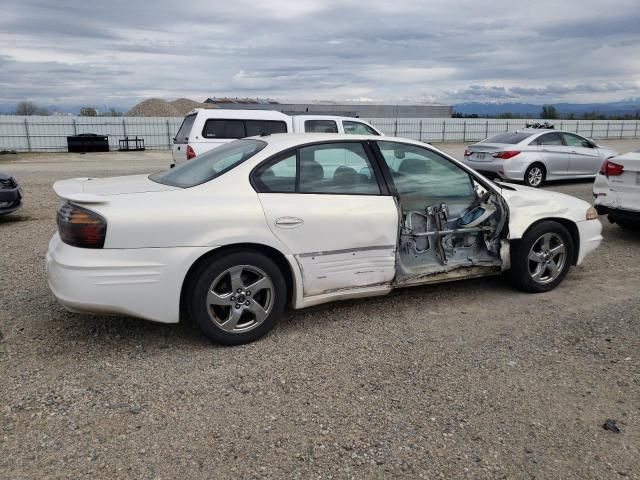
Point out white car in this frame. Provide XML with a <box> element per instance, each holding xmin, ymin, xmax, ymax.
<box><xmin>172</xmin><ymin>109</ymin><xmax>381</xmax><ymax>164</ymax></box>
<box><xmin>593</xmin><ymin>151</ymin><xmax>640</xmax><ymax>229</ymax></box>
<box><xmin>47</xmin><ymin>134</ymin><xmax>602</xmax><ymax>345</ymax></box>
<box><xmin>463</xmin><ymin>129</ymin><xmax>617</xmax><ymax>187</ymax></box>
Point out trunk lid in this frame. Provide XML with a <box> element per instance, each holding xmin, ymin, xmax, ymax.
<box><xmin>467</xmin><ymin>143</ymin><xmax>505</xmax><ymax>162</ymax></box>
<box><xmin>54</xmin><ymin>174</ymin><xmax>180</xmax><ymax>203</ymax></box>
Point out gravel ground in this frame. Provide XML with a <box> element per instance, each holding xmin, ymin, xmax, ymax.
<box><xmin>1</xmin><ymin>141</ymin><xmax>639</xmax><ymax>479</ymax></box>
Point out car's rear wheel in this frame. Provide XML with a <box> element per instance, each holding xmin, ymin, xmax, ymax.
<box><xmin>510</xmin><ymin>221</ymin><xmax>573</xmax><ymax>293</ymax></box>
<box><xmin>524</xmin><ymin>163</ymin><xmax>546</xmax><ymax>188</ymax></box>
<box><xmin>186</xmin><ymin>251</ymin><xmax>287</xmax><ymax>345</ymax></box>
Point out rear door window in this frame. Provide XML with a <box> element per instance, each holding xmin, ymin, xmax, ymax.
<box><xmin>202</xmin><ymin>120</ymin><xmax>245</xmax><ymax>139</ymax></box>
<box><xmin>535</xmin><ymin>133</ymin><xmax>564</xmax><ymax>146</ymax></box>
<box><xmin>245</xmin><ymin>120</ymin><xmax>288</xmax><ymax>136</ymax></box>
<box><xmin>174</xmin><ymin>114</ymin><xmax>196</xmax><ymax>143</ymax></box>
<box><xmin>561</xmin><ymin>133</ymin><xmax>592</xmax><ymax>148</ymax></box>
<box><xmin>304</xmin><ymin>120</ymin><xmax>339</xmax><ymax>133</ymax></box>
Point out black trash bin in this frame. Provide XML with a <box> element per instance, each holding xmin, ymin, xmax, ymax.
<box><xmin>67</xmin><ymin>133</ymin><xmax>109</xmax><ymax>153</ymax></box>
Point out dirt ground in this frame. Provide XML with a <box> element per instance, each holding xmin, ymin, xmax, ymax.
<box><xmin>1</xmin><ymin>140</ymin><xmax>639</xmax><ymax>479</ymax></box>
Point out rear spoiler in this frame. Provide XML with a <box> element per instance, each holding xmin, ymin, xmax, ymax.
<box><xmin>53</xmin><ymin>178</ymin><xmax>109</xmax><ymax>204</ymax></box>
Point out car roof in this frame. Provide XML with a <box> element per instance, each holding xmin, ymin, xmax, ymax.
<box><xmin>245</xmin><ymin>133</ymin><xmax>425</xmax><ymax>149</ymax></box>
<box><xmin>187</xmin><ymin>108</ymin><xmax>291</xmax><ymax>120</ymax></box>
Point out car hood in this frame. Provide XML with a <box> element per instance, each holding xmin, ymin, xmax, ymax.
<box><xmin>53</xmin><ymin>174</ymin><xmax>180</xmax><ymax>203</ymax></box>
<box><xmin>496</xmin><ymin>182</ymin><xmax>591</xmax><ymax>238</ymax></box>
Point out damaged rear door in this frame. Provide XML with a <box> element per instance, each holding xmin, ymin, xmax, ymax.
<box><xmin>253</xmin><ymin>141</ymin><xmax>399</xmax><ymax>297</ymax></box>
<box><xmin>373</xmin><ymin>141</ymin><xmax>508</xmax><ymax>287</ymax></box>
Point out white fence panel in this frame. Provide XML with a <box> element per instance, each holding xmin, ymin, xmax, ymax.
<box><xmin>0</xmin><ymin>116</ymin><xmax>639</xmax><ymax>152</ymax></box>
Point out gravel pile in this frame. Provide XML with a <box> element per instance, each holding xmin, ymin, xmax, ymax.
<box><xmin>169</xmin><ymin>98</ymin><xmax>217</xmax><ymax>116</ymax></box>
<box><xmin>125</xmin><ymin>98</ymin><xmax>180</xmax><ymax>117</ymax></box>
<box><xmin>126</xmin><ymin>98</ymin><xmax>219</xmax><ymax>117</ymax></box>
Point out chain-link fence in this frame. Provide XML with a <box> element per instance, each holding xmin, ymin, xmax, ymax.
<box><xmin>1</xmin><ymin>116</ymin><xmax>639</xmax><ymax>152</ymax></box>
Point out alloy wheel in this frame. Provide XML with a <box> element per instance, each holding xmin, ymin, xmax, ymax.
<box><xmin>206</xmin><ymin>265</ymin><xmax>274</xmax><ymax>333</ymax></box>
<box><xmin>527</xmin><ymin>232</ymin><xmax>566</xmax><ymax>284</ymax></box>
<box><xmin>527</xmin><ymin>166</ymin><xmax>544</xmax><ymax>187</ymax></box>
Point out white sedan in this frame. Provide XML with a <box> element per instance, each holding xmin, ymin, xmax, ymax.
<box><xmin>47</xmin><ymin>134</ymin><xmax>603</xmax><ymax>345</ymax></box>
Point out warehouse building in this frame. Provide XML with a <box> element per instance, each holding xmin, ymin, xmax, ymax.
<box><xmin>203</xmin><ymin>98</ymin><xmax>452</xmax><ymax>118</ymax></box>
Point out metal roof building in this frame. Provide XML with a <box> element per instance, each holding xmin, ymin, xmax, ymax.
<box><xmin>203</xmin><ymin>98</ymin><xmax>452</xmax><ymax>118</ymax></box>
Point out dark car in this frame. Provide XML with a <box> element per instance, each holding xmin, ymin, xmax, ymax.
<box><xmin>0</xmin><ymin>172</ymin><xmax>22</xmax><ymax>215</ymax></box>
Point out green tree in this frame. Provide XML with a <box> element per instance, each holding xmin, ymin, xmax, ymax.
<box><xmin>540</xmin><ymin>105</ymin><xmax>559</xmax><ymax>119</ymax></box>
<box><xmin>15</xmin><ymin>100</ymin><xmax>49</xmax><ymax>116</ymax></box>
<box><xmin>80</xmin><ymin>107</ymin><xmax>98</xmax><ymax>117</ymax></box>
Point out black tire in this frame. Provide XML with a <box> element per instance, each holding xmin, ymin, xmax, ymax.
<box><xmin>186</xmin><ymin>251</ymin><xmax>287</xmax><ymax>345</ymax></box>
<box><xmin>524</xmin><ymin>163</ymin><xmax>546</xmax><ymax>188</ymax></box>
<box><xmin>510</xmin><ymin>221</ymin><xmax>574</xmax><ymax>293</ymax></box>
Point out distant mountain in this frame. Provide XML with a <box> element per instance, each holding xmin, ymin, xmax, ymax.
<box><xmin>454</xmin><ymin>99</ymin><xmax>640</xmax><ymax>117</ymax></box>
<box><xmin>0</xmin><ymin>103</ymin><xmax>131</xmax><ymax>115</ymax></box>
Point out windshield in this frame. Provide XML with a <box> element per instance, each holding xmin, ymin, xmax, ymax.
<box><xmin>481</xmin><ymin>132</ymin><xmax>533</xmax><ymax>144</ymax></box>
<box><xmin>174</xmin><ymin>114</ymin><xmax>196</xmax><ymax>144</ymax></box>
<box><xmin>151</xmin><ymin>139</ymin><xmax>267</xmax><ymax>188</ymax></box>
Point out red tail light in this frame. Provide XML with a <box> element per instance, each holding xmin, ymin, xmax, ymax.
<box><xmin>57</xmin><ymin>203</ymin><xmax>107</xmax><ymax>249</ymax></box>
<box><xmin>464</xmin><ymin>149</ymin><xmax>472</xmax><ymax>157</ymax></box>
<box><xmin>491</xmin><ymin>151</ymin><xmax>521</xmax><ymax>160</ymax></box>
<box><xmin>186</xmin><ymin>145</ymin><xmax>196</xmax><ymax>160</ymax></box>
<box><xmin>599</xmin><ymin>159</ymin><xmax>624</xmax><ymax>176</ymax></box>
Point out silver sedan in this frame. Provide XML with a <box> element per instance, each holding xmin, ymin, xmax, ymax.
<box><xmin>462</xmin><ymin>129</ymin><xmax>618</xmax><ymax>187</ymax></box>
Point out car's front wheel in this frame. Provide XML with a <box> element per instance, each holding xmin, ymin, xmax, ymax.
<box><xmin>186</xmin><ymin>251</ymin><xmax>287</xmax><ymax>345</ymax></box>
<box><xmin>510</xmin><ymin>221</ymin><xmax>573</xmax><ymax>293</ymax></box>
<box><xmin>524</xmin><ymin>163</ymin><xmax>546</xmax><ymax>188</ymax></box>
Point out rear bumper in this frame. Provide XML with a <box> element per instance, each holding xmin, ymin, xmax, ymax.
<box><xmin>46</xmin><ymin>234</ymin><xmax>214</xmax><ymax>323</ymax></box>
<box><xmin>575</xmin><ymin>219</ymin><xmax>603</xmax><ymax>266</ymax></box>
<box><xmin>0</xmin><ymin>186</ymin><xmax>22</xmax><ymax>214</ymax></box>
<box><xmin>462</xmin><ymin>159</ymin><xmax>525</xmax><ymax>182</ymax></box>
<box><xmin>595</xmin><ymin>204</ymin><xmax>640</xmax><ymax>222</ymax></box>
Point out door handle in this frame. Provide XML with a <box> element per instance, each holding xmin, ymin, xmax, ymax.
<box><xmin>570</xmin><ymin>150</ymin><xmax>577</xmax><ymax>154</ymax></box>
<box><xmin>275</xmin><ymin>216</ymin><xmax>304</xmax><ymax>228</ymax></box>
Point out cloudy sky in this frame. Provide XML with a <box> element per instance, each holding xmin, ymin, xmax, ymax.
<box><xmin>1</xmin><ymin>0</ymin><xmax>639</xmax><ymax>109</ymax></box>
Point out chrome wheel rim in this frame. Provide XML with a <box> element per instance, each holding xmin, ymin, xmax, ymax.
<box><xmin>527</xmin><ymin>167</ymin><xmax>543</xmax><ymax>187</ymax></box>
<box><xmin>206</xmin><ymin>265</ymin><xmax>274</xmax><ymax>333</ymax></box>
<box><xmin>527</xmin><ymin>233</ymin><xmax>566</xmax><ymax>284</ymax></box>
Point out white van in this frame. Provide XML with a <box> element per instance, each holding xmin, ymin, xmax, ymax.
<box><xmin>171</xmin><ymin>109</ymin><xmax>382</xmax><ymax>164</ymax></box>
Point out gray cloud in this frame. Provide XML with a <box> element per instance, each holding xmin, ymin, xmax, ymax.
<box><xmin>0</xmin><ymin>0</ymin><xmax>638</xmax><ymax>109</ymax></box>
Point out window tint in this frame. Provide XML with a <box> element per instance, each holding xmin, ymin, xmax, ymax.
<box><xmin>561</xmin><ymin>133</ymin><xmax>592</xmax><ymax>148</ymax></box>
<box><xmin>256</xmin><ymin>153</ymin><xmax>296</xmax><ymax>192</ymax></box>
<box><xmin>299</xmin><ymin>143</ymin><xmax>380</xmax><ymax>194</ymax></box>
<box><xmin>245</xmin><ymin>120</ymin><xmax>288</xmax><ymax>136</ymax></box>
<box><xmin>378</xmin><ymin>141</ymin><xmax>474</xmax><ymax>199</ymax></box>
<box><xmin>202</xmin><ymin>119</ymin><xmax>245</xmax><ymax>139</ymax></box>
<box><xmin>343</xmin><ymin>121</ymin><xmax>378</xmax><ymax>135</ymax></box>
<box><xmin>482</xmin><ymin>132</ymin><xmax>533</xmax><ymax>144</ymax></box>
<box><xmin>536</xmin><ymin>132</ymin><xmax>564</xmax><ymax>146</ymax></box>
<box><xmin>304</xmin><ymin>120</ymin><xmax>339</xmax><ymax>133</ymax></box>
<box><xmin>174</xmin><ymin>114</ymin><xmax>196</xmax><ymax>144</ymax></box>
<box><xmin>151</xmin><ymin>139</ymin><xmax>266</xmax><ymax>188</ymax></box>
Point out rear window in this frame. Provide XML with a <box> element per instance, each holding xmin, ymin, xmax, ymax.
<box><xmin>174</xmin><ymin>114</ymin><xmax>196</xmax><ymax>144</ymax></box>
<box><xmin>481</xmin><ymin>132</ymin><xmax>533</xmax><ymax>144</ymax></box>
<box><xmin>202</xmin><ymin>119</ymin><xmax>288</xmax><ymax>139</ymax></box>
<box><xmin>245</xmin><ymin>120</ymin><xmax>287</xmax><ymax>136</ymax></box>
<box><xmin>305</xmin><ymin>120</ymin><xmax>339</xmax><ymax>133</ymax></box>
<box><xmin>202</xmin><ymin>119</ymin><xmax>245</xmax><ymax>139</ymax></box>
<box><xmin>150</xmin><ymin>139</ymin><xmax>267</xmax><ymax>188</ymax></box>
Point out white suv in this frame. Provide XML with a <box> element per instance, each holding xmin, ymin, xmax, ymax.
<box><xmin>172</xmin><ymin>109</ymin><xmax>381</xmax><ymax>165</ymax></box>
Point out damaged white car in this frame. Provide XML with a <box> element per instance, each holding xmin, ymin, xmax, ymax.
<box><xmin>47</xmin><ymin>134</ymin><xmax>603</xmax><ymax>345</ymax></box>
